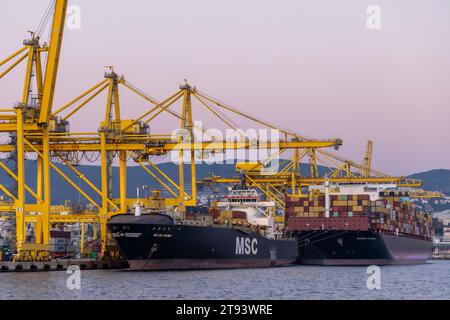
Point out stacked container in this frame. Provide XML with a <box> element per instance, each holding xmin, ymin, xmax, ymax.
<box><xmin>50</xmin><ymin>230</ymin><xmax>76</xmax><ymax>258</ymax></box>
<box><xmin>286</xmin><ymin>190</ymin><xmax>433</xmax><ymax>240</ymax></box>
<box><xmin>286</xmin><ymin>194</ymin><xmax>371</xmax><ymax>218</ymax></box>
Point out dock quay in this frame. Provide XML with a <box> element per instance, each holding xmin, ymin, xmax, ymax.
<box><xmin>0</xmin><ymin>259</ymin><xmax>127</xmax><ymax>273</ymax></box>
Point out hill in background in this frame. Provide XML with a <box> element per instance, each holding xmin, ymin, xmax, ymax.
<box><xmin>0</xmin><ymin>160</ymin><xmax>447</xmax><ymax>205</ymax></box>
<box><xmin>407</xmin><ymin>169</ymin><xmax>450</xmax><ymax>195</ymax></box>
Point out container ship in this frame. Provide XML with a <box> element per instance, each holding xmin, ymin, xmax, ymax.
<box><xmin>286</xmin><ymin>183</ymin><xmax>433</xmax><ymax>265</ymax></box>
<box><xmin>107</xmin><ymin>189</ymin><xmax>297</xmax><ymax>271</ymax></box>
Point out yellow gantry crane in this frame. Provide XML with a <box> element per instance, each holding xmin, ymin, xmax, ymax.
<box><xmin>408</xmin><ymin>190</ymin><xmax>445</xmax><ymax>199</ymax></box>
<box><xmin>1</xmin><ymin>1</ymin><xmax>436</xmax><ymax>261</ymax></box>
<box><xmin>199</xmin><ymin>138</ymin><xmax>423</xmax><ymax>211</ymax></box>
<box><xmin>0</xmin><ymin>0</ymin><xmax>68</xmax><ymax>260</ymax></box>
<box><xmin>361</xmin><ymin>140</ymin><xmax>373</xmax><ymax>177</ymax></box>
<box><xmin>0</xmin><ymin>0</ymin><xmax>344</xmax><ymax>260</ymax></box>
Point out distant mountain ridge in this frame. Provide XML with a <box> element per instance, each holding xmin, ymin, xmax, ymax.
<box><xmin>407</xmin><ymin>169</ymin><xmax>450</xmax><ymax>196</ymax></box>
<box><xmin>0</xmin><ymin>161</ymin><xmax>447</xmax><ymax>204</ymax></box>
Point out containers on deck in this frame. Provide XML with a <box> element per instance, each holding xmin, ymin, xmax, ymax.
<box><xmin>286</xmin><ymin>191</ymin><xmax>432</xmax><ymax>239</ymax></box>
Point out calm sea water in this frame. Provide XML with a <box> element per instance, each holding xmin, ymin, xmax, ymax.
<box><xmin>0</xmin><ymin>260</ymin><xmax>449</xmax><ymax>300</ymax></box>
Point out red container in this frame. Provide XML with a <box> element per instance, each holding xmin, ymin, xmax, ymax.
<box><xmin>50</xmin><ymin>230</ymin><xmax>71</xmax><ymax>239</ymax></box>
<box><xmin>209</xmin><ymin>209</ymin><xmax>220</xmax><ymax>220</ymax></box>
<box><xmin>232</xmin><ymin>211</ymin><xmax>247</xmax><ymax>219</ymax></box>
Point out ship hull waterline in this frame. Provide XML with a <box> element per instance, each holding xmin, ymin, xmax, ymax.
<box><xmin>108</xmin><ymin>214</ymin><xmax>298</xmax><ymax>271</ymax></box>
<box><xmin>294</xmin><ymin>230</ymin><xmax>433</xmax><ymax>266</ymax></box>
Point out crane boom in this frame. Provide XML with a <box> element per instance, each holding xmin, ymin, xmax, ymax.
<box><xmin>39</xmin><ymin>0</ymin><xmax>68</xmax><ymax>125</ymax></box>
<box><xmin>361</xmin><ymin>140</ymin><xmax>373</xmax><ymax>177</ymax></box>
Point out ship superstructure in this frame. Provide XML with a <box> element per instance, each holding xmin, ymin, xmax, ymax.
<box><xmin>216</xmin><ymin>188</ymin><xmax>281</xmax><ymax>238</ymax></box>
<box><xmin>108</xmin><ymin>189</ymin><xmax>297</xmax><ymax>270</ymax></box>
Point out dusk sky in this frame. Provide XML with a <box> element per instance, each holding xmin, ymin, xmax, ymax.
<box><xmin>0</xmin><ymin>0</ymin><xmax>449</xmax><ymax>175</ymax></box>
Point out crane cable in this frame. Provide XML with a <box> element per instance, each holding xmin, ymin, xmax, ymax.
<box><xmin>36</xmin><ymin>0</ymin><xmax>56</xmax><ymax>86</ymax></box>
<box><xmin>35</xmin><ymin>0</ymin><xmax>55</xmax><ymax>38</ymax></box>
<box><xmin>124</xmin><ymin>80</ymin><xmax>213</xmax><ymax>138</ymax></box>
<box><xmin>196</xmin><ymin>90</ymin><xmax>310</xmax><ymax>140</ymax></box>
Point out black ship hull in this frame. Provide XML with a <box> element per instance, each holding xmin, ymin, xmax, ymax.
<box><xmin>107</xmin><ymin>214</ymin><xmax>297</xmax><ymax>271</ymax></box>
<box><xmin>295</xmin><ymin>230</ymin><xmax>432</xmax><ymax>266</ymax></box>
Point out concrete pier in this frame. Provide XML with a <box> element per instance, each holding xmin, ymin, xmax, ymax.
<box><xmin>0</xmin><ymin>259</ymin><xmax>128</xmax><ymax>272</ymax></box>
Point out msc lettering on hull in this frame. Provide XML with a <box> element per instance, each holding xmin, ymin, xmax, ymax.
<box><xmin>235</xmin><ymin>237</ymin><xmax>258</xmax><ymax>255</ymax></box>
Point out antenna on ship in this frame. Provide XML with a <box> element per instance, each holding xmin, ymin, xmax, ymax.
<box><xmin>134</xmin><ymin>185</ymin><xmax>149</xmax><ymax>216</ymax></box>
<box><xmin>324</xmin><ymin>177</ymin><xmax>331</xmax><ymax>218</ymax></box>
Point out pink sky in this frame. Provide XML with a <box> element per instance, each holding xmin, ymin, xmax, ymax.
<box><xmin>0</xmin><ymin>0</ymin><xmax>449</xmax><ymax>175</ymax></box>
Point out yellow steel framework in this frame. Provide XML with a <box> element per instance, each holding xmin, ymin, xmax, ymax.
<box><xmin>0</xmin><ymin>1</ymin><xmax>433</xmax><ymax>261</ymax></box>
<box><xmin>0</xmin><ymin>0</ymin><xmax>344</xmax><ymax>260</ymax></box>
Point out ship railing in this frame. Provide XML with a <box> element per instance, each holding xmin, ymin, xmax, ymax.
<box><xmin>372</xmin><ymin>228</ymin><xmax>431</xmax><ymax>241</ymax></box>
